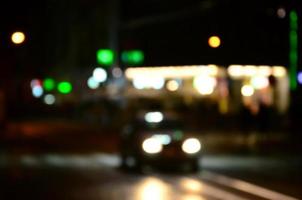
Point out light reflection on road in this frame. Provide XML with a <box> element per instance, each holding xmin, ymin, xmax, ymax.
<box><xmin>135</xmin><ymin>177</ymin><xmax>171</xmax><ymax>200</ymax></box>
<box><xmin>180</xmin><ymin>178</ymin><xmax>203</xmax><ymax>193</ymax></box>
<box><xmin>131</xmin><ymin>176</ymin><xmax>248</xmax><ymax>200</ymax></box>
<box><xmin>181</xmin><ymin>194</ymin><xmax>206</xmax><ymax>200</ymax></box>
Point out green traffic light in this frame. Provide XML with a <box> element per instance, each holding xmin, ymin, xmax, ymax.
<box><xmin>97</xmin><ymin>49</ymin><xmax>114</xmax><ymax>66</ymax></box>
<box><xmin>57</xmin><ymin>81</ymin><xmax>72</xmax><ymax>94</ymax></box>
<box><xmin>122</xmin><ymin>50</ymin><xmax>144</xmax><ymax>65</ymax></box>
<box><xmin>43</xmin><ymin>78</ymin><xmax>55</xmax><ymax>91</ymax></box>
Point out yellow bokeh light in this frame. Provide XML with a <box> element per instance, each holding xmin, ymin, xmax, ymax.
<box><xmin>241</xmin><ymin>85</ymin><xmax>254</xmax><ymax>97</ymax></box>
<box><xmin>136</xmin><ymin>178</ymin><xmax>170</xmax><ymax>200</ymax></box>
<box><xmin>257</xmin><ymin>66</ymin><xmax>272</xmax><ymax>77</ymax></box>
<box><xmin>181</xmin><ymin>194</ymin><xmax>206</xmax><ymax>200</ymax></box>
<box><xmin>125</xmin><ymin>65</ymin><xmax>220</xmax><ymax>80</ymax></box>
<box><xmin>228</xmin><ymin>65</ymin><xmax>243</xmax><ymax>78</ymax></box>
<box><xmin>11</xmin><ymin>31</ymin><xmax>25</xmax><ymax>44</ymax></box>
<box><xmin>166</xmin><ymin>80</ymin><xmax>179</xmax><ymax>91</ymax></box>
<box><xmin>208</xmin><ymin>36</ymin><xmax>221</xmax><ymax>48</ymax></box>
<box><xmin>243</xmin><ymin>65</ymin><xmax>257</xmax><ymax>76</ymax></box>
<box><xmin>272</xmin><ymin>66</ymin><xmax>286</xmax><ymax>77</ymax></box>
<box><xmin>207</xmin><ymin>64</ymin><xmax>219</xmax><ymax>76</ymax></box>
<box><xmin>180</xmin><ymin>178</ymin><xmax>203</xmax><ymax>193</ymax></box>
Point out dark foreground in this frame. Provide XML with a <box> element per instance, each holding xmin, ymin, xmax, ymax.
<box><xmin>0</xmin><ymin>153</ymin><xmax>301</xmax><ymax>200</ymax></box>
<box><xmin>0</xmin><ymin>120</ymin><xmax>301</xmax><ymax>199</ymax></box>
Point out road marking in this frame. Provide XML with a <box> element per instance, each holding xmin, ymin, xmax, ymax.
<box><xmin>178</xmin><ymin>177</ymin><xmax>249</xmax><ymax>200</ymax></box>
<box><xmin>147</xmin><ymin>174</ymin><xmax>249</xmax><ymax>200</ymax></box>
<box><xmin>200</xmin><ymin>171</ymin><xmax>299</xmax><ymax>200</ymax></box>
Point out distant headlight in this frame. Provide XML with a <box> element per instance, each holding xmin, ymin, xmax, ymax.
<box><xmin>182</xmin><ymin>138</ymin><xmax>201</xmax><ymax>154</ymax></box>
<box><xmin>144</xmin><ymin>112</ymin><xmax>163</xmax><ymax>123</ymax></box>
<box><xmin>142</xmin><ymin>138</ymin><xmax>163</xmax><ymax>154</ymax></box>
<box><xmin>152</xmin><ymin>134</ymin><xmax>171</xmax><ymax>145</ymax></box>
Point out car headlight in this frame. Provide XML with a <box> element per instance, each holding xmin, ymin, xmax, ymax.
<box><xmin>142</xmin><ymin>138</ymin><xmax>163</xmax><ymax>154</ymax></box>
<box><xmin>182</xmin><ymin>138</ymin><xmax>201</xmax><ymax>154</ymax></box>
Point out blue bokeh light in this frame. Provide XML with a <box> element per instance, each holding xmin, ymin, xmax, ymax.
<box><xmin>297</xmin><ymin>72</ymin><xmax>302</xmax><ymax>85</ymax></box>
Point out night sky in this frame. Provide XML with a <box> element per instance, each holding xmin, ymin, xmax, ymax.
<box><xmin>120</xmin><ymin>0</ymin><xmax>298</xmax><ymax>66</ymax></box>
<box><xmin>0</xmin><ymin>0</ymin><xmax>300</xmax><ymax>77</ymax></box>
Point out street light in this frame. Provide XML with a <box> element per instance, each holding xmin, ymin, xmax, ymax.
<box><xmin>11</xmin><ymin>31</ymin><xmax>26</xmax><ymax>45</ymax></box>
<box><xmin>208</xmin><ymin>36</ymin><xmax>221</xmax><ymax>48</ymax></box>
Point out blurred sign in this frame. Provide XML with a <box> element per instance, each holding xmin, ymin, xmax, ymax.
<box><xmin>122</xmin><ymin>50</ymin><xmax>144</xmax><ymax>65</ymax></box>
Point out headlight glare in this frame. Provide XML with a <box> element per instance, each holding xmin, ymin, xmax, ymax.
<box><xmin>182</xmin><ymin>138</ymin><xmax>201</xmax><ymax>154</ymax></box>
<box><xmin>142</xmin><ymin>138</ymin><xmax>163</xmax><ymax>154</ymax></box>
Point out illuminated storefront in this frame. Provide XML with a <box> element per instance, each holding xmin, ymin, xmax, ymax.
<box><xmin>124</xmin><ymin>65</ymin><xmax>289</xmax><ymax>115</ymax></box>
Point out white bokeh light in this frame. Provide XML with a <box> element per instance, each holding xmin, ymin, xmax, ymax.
<box><xmin>243</xmin><ymin>65</ymin><xmax>257</xmax><ymax>76</ymax></box>
<box><xmin>228</xmin><ymin>65</ymin><xmax>243</xmax><ymax>78</ymax></box>
<box><xmin>145</xmin><ymin>112</ymin><xmax>164</xmax><ymax>123</ymax></box>
<box><xmin>87</xmin><ymin>77</ymin><xmax>100</xmax><ymax>89</ymax></box>
<box><xmin>277</xmin><ymin>8</ymin><xmax>286</xmax><ymax>19</ymax></box>
<box><xmin>32</xmin><ymin>85</ymin><xmax>43</xmax><ymax>98</ymax></box>
<box><xmin>93</xmin><ymin>68</ymin><xmax>107</xmax><ymax>83</ymax></box>
<box><xmin>152</xmin><ymin>134</ymin><xmax>171</xmax><ymax>145</ymax></box>
<box><xmin>241</xmin><ymin>85</ymin><xmax>254</xmax><ymax>97</ymax></box>
<box><xmin>182</xmin><ymin>138</ymin><xmax>201</xmax><ymax>154</ymax></box>
<box><xmin>112</xmin><ymin>67</ymin><xmax>123</xmax><ymax>78</ymax></box>
<box><xmin>133</xmin><ymin>76</ymin><xmax>165</xmax><ymax>90</ymax></box>
<box><xmin>133</xmin><ymin>77</ymin><xmax>145</xmax><ymax>90</ymax></box>
<box><xmin>152</xmin><ymin>77</ymin><xmax>165</xmax><ymax>90</ymax></box>
<box><xmin>193</xmin><ymin>75</ymin><xmax>217</xmax><ymax>95</ymax></box>
<box><xmin>142</xmin><ymin>138</ymin><xmax>163</xmax><ymax>154</ymax></box>
<box><xmin>251</xmin><ymin>76</ymin><xmax>269</xmax><ymax>89</ymax></box>
<box><xmin>44</xmin><ymin>94</ymin><xmax>56</xmax><ymax>105</ymax></box>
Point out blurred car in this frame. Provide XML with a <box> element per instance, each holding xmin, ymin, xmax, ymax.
<box><xmin>119</xmin><ymin>110</ymin><xmax>202</xmax><ymax>172</ymax></box>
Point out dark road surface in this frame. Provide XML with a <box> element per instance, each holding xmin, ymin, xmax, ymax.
<box><xmin>1</xmin><ymin>121</ymin><xmax>301</xmax><ymax>200</ymax></box>
<box><xmin>0</xmin><ymin>153</ymin><xmax>300</xmax><ymax>200</ymax></box>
